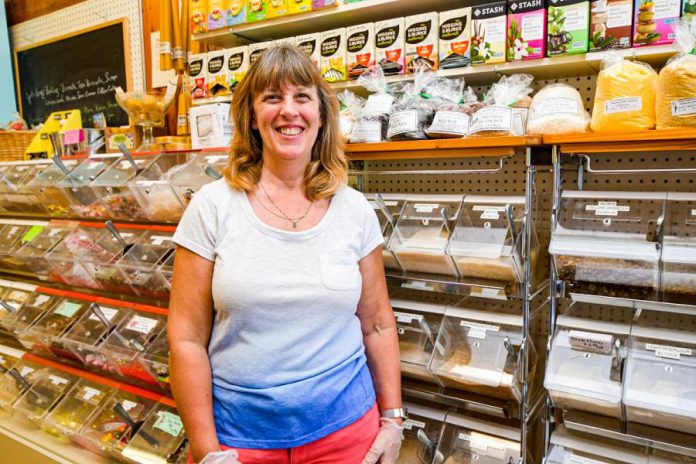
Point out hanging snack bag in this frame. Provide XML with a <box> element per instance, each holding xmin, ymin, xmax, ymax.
<box><xmin>375</xmin><ymin>18</ymin><xmax>405</xmax><ymax>75</ymax></box>
<box><xmin>526</xmin><ymin>83</ymin><xmax>590</xmax><ymax>135</ymax></box>
<box><xmin>590</xmin><ymin>54</ymin><xmax>657</xmax><ymax>131</ymax></box>
<box><xmin>387</xmin><ymin>70</ymin><xmax>437</xmax><ymax>141</ymax></box>
<box><xmin>425</xmin><ymin>78</ymin><xmax>474</xmax><ymax>138</ymax></box>
<box><xmin>469</xmin><ymin>73</ymin><xmax>534</xmax><ymax>136</ymax></box>
<box><xmin>338</xmin><ymin>90</ymin><xmax>366</xmax><ymax>143</ymax></box>
<box><xmin>350</xmin><ymin>67</ymin><xmax>394</xmax><ymax>143</ymax></box>
<box><xmin>656</xmin><ymin>20</ymin><xmax>696</xmax><ymax>129</ymax></box>
<box><xmin>320</xmin><ymin>28</ymin><xmax>347</xmax><ymax>82</ymax></box>
<box><xmin>471</xmin><ymin>1</ymin><xmax>507</xmax><ymax>65</ymax></box>
<box><xmin>405</xmin><ymin>12</ymin><xmax>439</xmax><ymax>72</ymax></box>
<box><xmin>347</xmin><ymin>23</ymin><xmax>375</xmax><ymax>80</ymax></box>
<box><xmin>439</xmin><ymin>8</ymin><xmax>472</xmax><ymax>68</ymax></box>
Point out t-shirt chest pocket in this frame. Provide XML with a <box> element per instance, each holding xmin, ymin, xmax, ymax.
<box><xmin>319</xmin><ymin>250</ymin><xmax>362</xmax><ymax>291</ymax></box>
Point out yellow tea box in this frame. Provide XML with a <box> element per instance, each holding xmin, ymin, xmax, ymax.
<box><xmin>266</xmin><ymin>0</ymin><xmax>288</xmax><ymax>18</ymax></box>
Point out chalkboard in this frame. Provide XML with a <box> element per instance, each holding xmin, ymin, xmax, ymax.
<box><xmin>14</xmin><ymin>19</ymin><xmax>132</xmax><ymax>128</ymax></box>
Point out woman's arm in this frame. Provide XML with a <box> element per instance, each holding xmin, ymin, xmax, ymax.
<box><xmin>356</xmin><ymin>246</ymin><xmax>402</xmax><ymax>417</ymax></box>
<box><xmin>168</xmin><ymin>246</ymin><xmax>219</xmax><ymax>463</ymax></box>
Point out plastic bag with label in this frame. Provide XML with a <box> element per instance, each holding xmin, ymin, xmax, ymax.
<box><xmin>526</xmin><ymin>83</ymin><xmax>590</xmax><ymax>135</ymax></box>
<box><xmin>590</xmin><ymin>52</ymin><xmax>657</xmax><ymax>132</ymax></box>
<box><xmin>387</xmin><ymin>69</ymin><xmax>438</xmax><ymax>141</ymax></box>
<box><xmin>424</xmin><ymin>78</ymin><xmax>478</xmax><ymax>139</ymax></box>
<box><xmin>657</xmin><ymin>20</ymin><xmax>696</xmax><ymax>129</ymax></box>
<box><xmin>338</xmin><ymin>90</ymin><xmax>365</xmax><ymax>144</ymax></box>
<box><xmin>469</xmin><ymin>74</ymin><xmax>533</xmax><ymax>137</ymax></box>
<box><xmin>350</xmin><ymin>67</ymin><xmax>394</xmax><ymax>143</ymax></box>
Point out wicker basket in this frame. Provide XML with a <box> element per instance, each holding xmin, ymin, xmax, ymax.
<box><xmin>0</xmin><ymin>131</ymin><xmax>37</xmax><ymax>162</ymax></box>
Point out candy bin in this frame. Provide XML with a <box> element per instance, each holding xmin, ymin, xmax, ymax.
<box><xmin>90</xmin><ymin>153</ymin><xmax>158</xmax><ymax>220</ymax></box>
<box><xmin>4</xmin><ymin>293</ymin><xmax>60</xmax><ymax>348</ymax></box>
<box><xmin>101</xmin><ymin>311</ymin><xmax>167</xmax><ymax>385</ymax></box>
<box><xmin>45</xmin><ymin>227</ymin><xmax>103</xmax><ymax>289</ymax></box>
<box><xmin>435</xmin><ymin>413</ymin><xmax>521</xmax><ymax>464</ymax></box>
<box><xmin>156</xmin><ymin>250</ymin><xmax>175</xmax><ymax>291</ymax></box>
<box><xmin>56</xmin><ymin>156</ymin><xmax>118</xmax><ymax>218</ymax></box>
<box><xmin>131</xmin><ymin>152</ymin><xmax>190</xmax><ymax>221</ymax></box>
<box><xmin>75</xmin><ymin>390</ymin><xmax>156</xmax><ymax>459</ymax></box>
<box><xmin>365</xmin><ymin>193</ymin><xmax>408</xmax><ymax>271</ymax></box>
<box><xmin>0</xmin><ymin>287</ymin><xmax>33</xmax><ymax>339</ymax></box>
<box><xmin>121</xmin><ymin>403</ymin><xmax>188</xmax><ymax>464</ymax></box>
<box><xmin>42</xmin><ymin>378</ymin><xmax>115</xmax><ymax>441</ymax></box>
<box><xmin>388</xmin><ymin>195</ymin><xmax>463</xmax><ymax>277</ymax></box>
<box><xmin>14</xmin><ymin>225</ymin><xmax>73</xmax><ymax>279</ymax></box>
<box><xmin>13</xmin><ymin>367</ymin><xmax>78</xmax><ymax>427</ymax></box>
<box><xmin>138</xmin><ymin>327</ymin><xmax>170</xmax><ymax>390</ymax></box>
<box><xmin>0</xmin><ymin>163</ymin><xmax>47</xmax><ymax>215</ymax></box>
<box><xmin>61</xmin><ymin>303</ymin><xmax>132</xmax><ymax>370</ymax></box>
<box><xmin>0</xmin><ymin>224</ymin><xmax>34</xmax><ymax>272</ymax></box>
<box><xmin>0</xmin><ymin>358</ymin><xmax>44</xmax><ymax>418</ymax></box>
<box><xmin>25</xmin><ymin>158</ymin><xmax>80</xmax><ymax>216</ymax></box>
<box><xmin>117</xmin><ymin>231</ymin><xmax>175</xmax><ymax>301</ymax></box>
<box><xmin>0</xmin><ymin>348</ymin><xmax>21</xmax><ymax>375</ymax></box>
<box><xmin>398</xmin><ymin>403</ymin><xmax>447</xmax><ymax>463</ymax></box>
<box><xmin>169</xmin><ymin>151</ymin><xmax>228</xmax><ymax>207</ymax></box>
<box><xmin>392</xmin><ymin>298</ymin><xmax>444</xmax><ymax>383</ymax></box>
<box><xmin>23</xmin><ymin>298</ymin><xmax>91</xmax><ymax>354</ymax></box>
<box><xmin>661</xmin><ymin>192</ymin><xmax>696</xmax><ymax>303</ymax></box>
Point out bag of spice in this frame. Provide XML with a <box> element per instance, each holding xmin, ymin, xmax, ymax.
<box><xmin>424</xmin><ymin>78</ymin><xmax>476</xmax><ymax>139</ymax></box>
<box><xmin>656</xmin><ymin>20</ymin><xmax>696</xmax><ymax>129</ymax></box>
<box><xmin>337</xmin><ymin>90</ymin><xmax>365</xmax><ymax>144</ymax></box>
<box><xmin>469</xmin><ymin>74</ymin><xmax>533</xmax><ymax>136</ymax></box>
<box><xmin>527</xmin><ymin>83</ymin><xmax>590</xmax><ymax>135</ymax></box>
<box><xmin>387</xmin><ymin>69</ymin><xmax>438</xmax><ymax>141</ymax></box>
<box><xmin>350</xmin><ymin>66</ymin><xmax>394</xmax><ymax>143</ymax></box>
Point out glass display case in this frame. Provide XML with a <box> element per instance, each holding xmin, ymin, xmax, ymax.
<box><xmin>435</xmin><ymin>413</ymin><xmax>521</xmax><ymax>464</ymax></box>
<box><xmin>0</xmin><ymin>224</ymin><xmax>34</xmax><ymax>272</ymax></box>
<box><xmin>81</xmin><ymin>228</ymin><xmax>145</xmax><ymax>295</ymax></box>
<box><xmin>623</xmin><ymin>311</ymin><xmax>696</xmax><ymax>435</ymax></box>
<box><xmin>0</xmin><ymin>358</ymin><xmax>44</xmax><ymax>417</ymax></box>
<box><xmin>429</xmin><ymin>306</ymin><xmax>531</xmax><ymax>401</ymax></box>
<box><xmin>14</xmin><ymin>225</ymin><xmax>73</xmax><ymax>279</ymax></box>
<box><xmin>550</xmin><ymin>191</ymin><xmax>666</xmax><ymax>300</ymax></box>
<box><xmin>13</xmin><ymin>367</ymin><xmax>78</xmax><ymax>426</ymax></box>
<box><xmin>131</xmin><ymin>152</ymin><xmax>189</xmax><ymax>221</ymax></box>
<box><xmin>25</xmin><ymin>159</ymin><xmax>80</xmax><ymax>216</ymax></box>
<box><xmin>448</xmin><ymin>196</ymin><xmax>533</xmax><ymax>283</ymax></box>
<box><xmin>56</xmin><ymin>156</ymin><xmax>118</xmax><ymax>218</ymax></box>
<box><xmin>398</xmin><ymin>403</ymin><xmax>447</xmax><ymax>464</ymax></box>
<box><xmin>365</xmin><ymin>193</ymin><xmax>407</xmax><ymax>271</ymax></box>
<box><xmin>90</xmin><ymin>155</ymin><xmax>158</xmax><ymax>220</ymax></box>
<box><xmin>138</xmin><ymin>327</ymin><xmax>170</xmax><ymax>389</ymax></box>
<box><xmin>23</xmin><ymin>298</ymin><xmax>91</xmax><ymax>353</ymax></box>
<box><xmin>391</xmin><ymin>298</ymin><xmax>444</xmax><ymax>383</ymax></box>
<box><xmin>3</xmin><ymin>293</ymin><xmax>60</xmax><ymax>348</ymax></box>
<box><xmin>388</xmin><ymin>194</ymin><xmax>463</xmax><ymax>277</ymax></box>
<box><xmin>121</xmin><ymin>403</ymin><xmax>188</xmax><ymax>464</ymax></box>
<box><xmin>169</xmin><ymin>152</ymin><xmax>228</xmax><ymax>208</ymax></box>
<box><xmin>544</xmin><ymin>302</ymin><xmax>631</xmax><ymax>418</ymax></box>
<box><xmin>662</xmin><ymin>193</ymin><xmax>696</xmax><ymax>302</ymax></box>
<box><xmin>44</xmin><ymin>228</ymin><xmax>103</xmax><ymax>289</ymax></box>
<box><xmin>0</xmin><ymin>163</ymin><xmax>47</xmax><ymax>215</ymax></box>
<box><xmin>117</xmin><ymin>231</ymin><xmax>175</xmax><ymax>300</ymax></box>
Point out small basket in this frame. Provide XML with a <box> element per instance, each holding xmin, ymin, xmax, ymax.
<box><xmin>0</xmin><ymin>131</ymin><xmax>37</xmax><ymax>162</ymax></box>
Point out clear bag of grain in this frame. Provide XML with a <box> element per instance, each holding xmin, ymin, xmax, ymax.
<box><xmin>350</xmin><ymin>66</ymin><xmax>394</xmax><ymax>143</ymax></box>
<box><xmin>387</xmin><ymin>69</ymin><xmax>438</xmax><ymax>141</ymax></box>
<box><xmin>526</xmin><ymin>83</ymin><xmax>590</xmax><ymax>135</ymax></box>
<box><xmin>590</xmin><ymin>53</ymin><xmax>657</xmax><ymax>132</ymax></box>
<box><xmin>337</xmin><ymin>90</ymin><xmax>365</xmax><ymax>144</ymax></box>
<box><xmin>469</xmin><ymin>73</ymin><xmax>533</xmax><ymax>137</ymax></box>
<box><xmin>657</xmin><ymin>20</ymin><xmax>696</xmax><ymax>129</ymax></box>
<box><xmin>424</xmin><ymin>78</ymin><xmax>477</xmax><ymax>139</ymax></box>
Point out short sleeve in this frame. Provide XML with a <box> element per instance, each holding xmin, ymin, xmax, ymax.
<box><xmin>173</xmin><ymin>186</ymin><xmax>218</xmax><ymax>261</ymax></box>
<box><xmin>359</xmin><ymin>196</ymin><xmax>384</xmax><ymax>259</ymax></box>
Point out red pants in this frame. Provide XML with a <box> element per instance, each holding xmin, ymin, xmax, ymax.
<box><xmin>189</xmin><ymin>403</ymin><xmax>379</xmax><ymax>464</ymax></box>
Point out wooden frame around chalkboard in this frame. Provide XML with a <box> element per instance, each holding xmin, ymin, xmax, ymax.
<box><xmin>12</xmin><ymin>17</ymin><xmax>133</xmax><ymax>117</ymax></box>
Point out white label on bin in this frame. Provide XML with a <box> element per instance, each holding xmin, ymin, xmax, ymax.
<box><xmin>368</xmin><ymin>200</ymin><xmax>398</xmax><ymax>210</ymax></box>
<box><xmin>9</xmin><ymin>226</ymin><xmax>18</xmax><ymax>235</ymax></box>
<box><xmin>387</xmin><ymin>111</ymin><xmax>419</xmax><ymax>138</ymax></box>
<box><xmin>394</xmin><ymin>311</ymin><xmax>415</xmax><ymax>324</ymax></box>
<box><xmin>364</xmin><ymin>93</ymin><xmax>394</xmax><ymax>114</ymax></box>
<box><xmin>80</xmin><ymin>386</ymin><xmax>103</xmax><ymax>402</ymax></box>
<box><xmin>154</xmin><ymin>410</ymin><xmax>184</xmax><ymax>437</ymax></box>
<box><xmin>351</xmin><ymin>120</ymin><xmax>383</xmax><ymax>142</ymax></box>
<box><xmin>691</xmin><ymin>209</ymin><xmax>696</xmax><ymax>216</ymax></box>
<box><xmin>473</xmin><ymin>205</ymin><xmax>507</xmax><ymax>220</ymax></box>
<box><xmin>468</xmin><ymin>107</ymin><xmax>513</xmax><ymax>134</ymax></box>
<box><xmin>126</xmin><ymin>316</ymin><xmax>158</xmax><ymax>335</ymax></box>
<box><xmin>604</xmin><ymin>97</ymin><xmax>642</xmax><ymax>114</ymax></box>
<box><xmin>460</xmin><ymin>321</ymin><xmax>499</xmax><ymax>340</ymax></box>
<box><xmin>122</xmin><ymin>400</ymin><xmax>138</xmax><ymax>412</ymax></box>
<box><xmin>150</xmin><ymin>235</ymin><xmax>173</xmax><ymax>246</ymax></box>
<box><xmin>33</xmin><ymin>295</ymin><xmax>51</xmax><ymax>307</ymax></box>
<box><xmin>569</xmin><ymin>456</ymin><xmax>609</xmax><ymax>464</ymax></box>
<box><xmin>530</xmin><ymin>97</ymin><xmax>579</xmax><ymax>118</ymax></box>
<box><xmin>20</xmin><ymin>366</ymin><xmax>35</xmax><ymax>377</ymax></box>
<box><xmin>88</xmin><ymin>307</ymin><xmax>120</xmax><ymax>322</ymax></box>
<box><xmin>401</xmin><ymin>281</ymin><xmax>434</xmax><ymax>292</ymax></box>
<box><xmin>646</xmin><ymin>343</ymin><xmax>692</xmax><ymax>360</ymax></box>
<box><xmin>414</xmin><ymin>203</ymin><xmax>439</xmax><ymax>213</ymax></box>
<box><xmin>206</xmin><ymin>155</ymin><xmax>227</xmax><ymax>164</ymax></box>
<box><xmin>49</xmin><ymin>375</ymin><xmax>68</xmax><ymax>386</ymax></box>
<box><xmin>585</xmin><ymin>201</ymin><xmax>630</xmax><ymax>217</ymax></box>
<box><xmin>569</xmin><ymin>330</ymin><xmax>613</xmax><ymax>354</ymax></box>
<box><xmin>469</xmin><ymin>434</ymin><xmax>490</xmax><ymax>452</ymax></box>
<box><xmin>402</xmin><ymin>419</ymin><xmax>426</xmax><ymax>430</ymax></box>
<box><xmin>429</xmin><ymin>111</ymin><xmax>470</xmax><ymax>135</ymax></box>
<box><xmin>671</xmin><ymin>98</ymin><xmax>696</xmax><ymax>116</ymax></box>
<box><xmin>53</xmin><ymin>301</ymin><xmax>82</xmax><ymax>318</ymax></box>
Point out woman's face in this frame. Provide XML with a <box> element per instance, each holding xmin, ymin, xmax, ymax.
<box><xmin>252</xmin><ymin>83</ymin><xmax>322</xmax><ymax>164</ymax></box>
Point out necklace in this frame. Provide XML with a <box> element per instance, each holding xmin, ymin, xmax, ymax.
<box><xmin>257</xmin><ymin>182</ymin><xmax>314</xmax><ymax>229</ymax></box>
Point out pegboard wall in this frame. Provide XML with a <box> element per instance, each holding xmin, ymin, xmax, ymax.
<box><xmin>10</xmin><ymin>0</ymin><xmax>145</xmax><ymax>91</ymax></box>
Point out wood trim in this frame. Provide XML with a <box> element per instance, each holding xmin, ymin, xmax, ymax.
<box><xmin>545</xmin><ymin>129</ymin><xmax>696</xmax><ymax>154</ymax></box>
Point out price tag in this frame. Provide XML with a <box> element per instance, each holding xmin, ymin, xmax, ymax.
<box><xmin>402</xmin><ymin>419</ymin><xmax>426</xmax><ymax>430</ymax></box>
<box><xmin>429</xmin><ymin>111</ymin><xmax>470</xmax><ymax>135</ymax></box>
<box><xmin>570</xmin><ymin>456</ymin><xmax>609</xmax><ymax>464</ymax></box>
<box><xmin>150</xmin><ymin>235</ymin><xmax>173</xmax><ymax>246</ymax></box>
<box><xmin>460</xmin><ymin>321</ymin><xmax>500</xmax><ymax>340</ymax></box>
<box><xmin>401</xmin><ymin>281</ymin><xmax>434</xmax><ymax>292</ymax></box>
<box><xmin>473</xmin><ymin>205</ymin><xmax>507</xmax><ymax>220</ymax></box>
<box><xmin>20</xmin><ymin>366</ymin><xmax>35</xmax><ymax>377</ymax></box>
<box><xmin>414</xmin><ymin>203</ymin><xmax>439</xmax><ymax>213</ymax></box>
<box><xmin>154</xmin><ymin>410</ymin><xmax>184</xmax><ymax>437</ymax></box>
<box><xmin>53</xmin><ymin>301</ymin><xmax>83</xmax><ymax>318</ymax></box>
<box><xmin>63</xmin><ymin>129</ymin><xmax>84</xmax><ymax>145</ymax></box>
<box><xmin>671</xmin><ymin>97</ymin><xmax>696</xmax><ymax>117</ymax></box>
<box><xmin>394</xmin><ymin>311</ymin><xmax>422</xmax><ymax>325</ymax></box>
<box><xmin>585</xmin><ymin>201</ymin><xmax>630</xmax><ymax>217</ymax></box>
<box><xmin>49</xmin><ymin>374</ymin><xmax>68</xmax><ymax>386</ymax></box>
<box><xmin>646</xmin><ymin>343</ymin><xmax>692</xmax><ymax>360</ymax></box>
<box><xmin>206</xmin><ymin>155</ymin><xmax>228</xmax><ymax>164</ymax></box>
<box><xmin>363</xmin><ymin>93</ymin><xmax>394</xmax><ymax>114</ymax></box>
<box><xmin>33</xmin><ymin>295</ymin><xmax>52</xmax><ymax>308</ymax></box>
<box><xmin>126</xmin><ymin>315</ymin><xmax>159</xmax><ymax>335</ymax></box>
<box><xmin>387</xmin><ymin>111</ymin><xmax>418</xmax><ymax>138</ymax></box>
<box><xmin>569</xmin><ymin>330</ymin><xmax>613</xmax><ymax>354</ymax></box>
<box><xmin>122</xmin><ymin>400</ymin><xmax>138</xmax><ymax>412</ymax></box>
<box><xmin>88</xmin><ymin>307</ymin><xmax>120</xmax><ymax>322</ymax></box>
<box><xmin>79</xmin><ymin>386</ymin><xmax>104</xmax><ymax>403</ymax></box>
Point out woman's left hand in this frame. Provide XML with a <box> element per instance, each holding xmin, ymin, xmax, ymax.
<box><xmin>361</xmin><ymin>418</ymin><xmax>404</xmax><ymax>464</ymax></box>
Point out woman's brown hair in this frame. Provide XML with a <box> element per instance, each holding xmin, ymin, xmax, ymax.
<box><xmin>224</xmin><ymin>45</ymin><xmax>347</xmax><ymax>200</ymax></box>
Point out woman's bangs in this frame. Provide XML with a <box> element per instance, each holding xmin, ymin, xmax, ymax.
<box><xmin>249</xmin><ymin>47</ymin><xmax>320</xmax><ymax>95</ymax></box>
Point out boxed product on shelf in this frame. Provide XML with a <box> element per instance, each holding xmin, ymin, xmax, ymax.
<box><xmin>189</xmin><ymin>52</ymin><xmax>208</xmax><ymax>99</ymax></box>
<box><xmin>544</xmin><ymin>303</ymin><xmax>631</xmax><ymax>418</ymax></box>
<box><xmin>365</xmin><ymin>193</ymin><xmax>407</xmax><ymax>270</ymax></box>
<box><xmin>661</xmin><ymin>193</ymin><xmax>696</xmax><ymax>299</ymax></box>
<box><xmin>0</xmin><ymin>163</ymin><xmax>47</xmax><ymax>216</ymax></box>
<box><xmin>313</xmin><ymin>0</ymin><xmax>336</xmax><ymax>9</ymax></box>
<box><xmin>55</xmin><ymin>156</ymin><xmax>118</xmax><ymax>218</ymax></box>
<box><xmin>438</xmin><ymin>7</ymin><xmax>472</xmax><ymax>69</ymax></box>
<box><xmin>130</xmin><ymin>152</ymin><xmax>189</xmax><ymax>222</ymax></box>
<box><xmin>633</xmin><ymin>0</ymin><xmax>681</xmax><ymax>46</ymax></box>
<box><xmin>116</xmin><ymin>231</ymin><xmax>176</xmax><ymax>301</ymax></box>
<box><xmin>44</xmin><ymin>228</ymin><xmax>103</xmax><ymax>289</ymax></box>
<box><xmin>399</xmin><ymin>403</ymin><xmax>447</xmax><ymax>463</ymax></box>
<box><xmin>208</xmin><ymin>0</ymin><xmax>229</xmax><ymax>29</ymax></box>
<box><xmin>25</xmin><ymin>159</ymin><xmax>80</xmax><ymax>217</ymax></box>
<box><xmin>138</xmin><ymin>327</ymin><xmax>171</xmax><ymax>389</ymax></box>
<box><xmin>405</xmin><ymin>12</ymin><xmax>439</xmax><ymax>72</ymax></box>
<box><xmin>190</xmin><ymin>103</ymin><xmax>233</xmax><ymax>149</ymax></box>
<box><xmin>226</xmin><ymin>0</ymin><xmax>246</xmax><ymax>25</ymax></box>
<box><xmin>506</xmin><ymin>0</ymin><xmax>547</xmax><ymax>60</ymax></box>
<box><xmin>248</xmin><ymin>41</ymin><xmax>271</xmax><ymax>65</ymax></box>
<box><xmin>121</xmin><ymin>403</ymin><xmax>188</xmax><ymax>464</ymax></box>
<box><xmin>91</xmin><ymin>155</ymin><xmax>158</xmax><ymax>220</ymax></box>
<box><xmin>429</xmin><ymin>306</ymin><xmax>532</xmax><ymax>401</ymax></box>
<box><xmin>589</xmin><ymin>0</ymin><xmax>633</xmax><ymax>51</ymax></box>
<box><xmin>471</xmin><ymin>1</ymin><xmax>507</xmax><ymax>65</ymax></box>
<box><xmin>375</xmin><ymin>18</ymin><xmax>405</xmax><ymax>75</ymax></box>
<box><xmin>547</xmin><ymin>0</ymin><xmax>591</xmax><ymax>56</ymax></box>
<box><xmin>246</xmin><ymin>0</ymin><xmax>267</xmax><ymax>22</ymax></box>
<box><xmin>447</xmin><ymin>195</ymin><xmax>532</xmax><ymax>283</ymax></box>
<box><xmin>296</xmin><ymin>33</ymin><xmax>321</xmax><ymax>69</ymax></box>
<box><xmin>23</xmin><ymin>298</ymin><xmax>91</xmax><ymax>354</ymax></box>
<box><xmin>549</xmin><ymin>190</ymin><xmax>665</xmax><ymax>300</ymax></box>
<box><xmin>346</xmin><ymin>23</ymin><xmax>375</xmax><ymax>79</ymax></box>
<box><xmin>391</xmin><ymin>298</ymin><xmax>444</xmax><ymax>382</ymax></box>
<box><xmin>207</xmin><ymin>50</ymin><xmax>230</xmax><ymax>97</ymax></box>
<box><xmin>387</xmin><ymin>194</ymin><xmax>463</xmax><ymax>277</ymax></box>
<box><xmin>266</xmin><ymin>0</ymin><xmax>288</xmax><ymax>18</ymax></box>
<box><xmin>13</xmin><ymin>367</ymin><xmax>79</xmax><ymax>426</ymax></box>
<box><xmin>623</xmin><ymin>310</ymin><xmax>696</xmax><ymax>435</ymax></box>
<box><xmin>0</xmin><ymin>358</ymin><xmax>45</xmax><ymax>416</ymax></box>
<box><xmin>289</xmin><ymin>0</ymin><xmax>312</xmax><ymax>14</ymax></box>
<box><xmin>320</xmin><ymin>28</ymin><xmax>347</xmax><ymax>82</ymax></box>
<box><xmin>227</xmin><ymin>45</ymin><xmax>249</xmax><ymax>90</ymax></box>
<box><xmin>435</xmin><ymin>412</ymin><xmax>521</xmax><ymax>463</ymax></box>
<box><xmin>190</xmin><ymin>0</ymin><xmax>208</xmax><ymax>34</ymax></box>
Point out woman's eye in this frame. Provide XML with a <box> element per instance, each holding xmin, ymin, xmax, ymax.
<box><xmin>296</xmin><ymin>93</ymin><xmax>311</xmax><ymax>101</ymax></box>
<box><xmin>263</xmin><ymin>94</ymin><xmax>281</xmax><ymax>102</ymax></box>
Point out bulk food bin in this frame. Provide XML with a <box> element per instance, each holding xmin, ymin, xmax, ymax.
<box><xmin>388</xmin><ymin>194</ymin><xmax>463</xmax><ymax>277</ymax></box>
<box><xmin>662</xmin><ymin>193</ymin><xmax>696</xmax><ymax>300</ymax></box>
<box><xmin>623</xmin><ymin>311</ymin><xmax>696</xmax><ymax>435</ymax></box>
<box><xmin>0</xmin><ymin>358</ymin><xmax>44</xmax><ymax>417</ymax></box>
<box><xmin>56</xmin><ymin>155</ymin><xmax>118</xmax><ymax>218</ymax></box>
<box><xmin>547</xmin><ymin>428</ymin><xmax>649</xmax><ymax>464</ymax></box>
<box><xmin>131</xmin><ymin>152</ymin><xmax>190</xmax><ymax>221</ymax></box>
<box><xmin>44</xmin><ymin>227</ymin><xmax>103</xmax><ymax>289</ymax></box>
<box><xmin>435</xmin><ymin>412</ymin><xmax>520</xmax><ymax>464</ymax></box>
<box><xmin>169</xmin><ymin>151</ymin><xmax>228</xmax><ymax>208</ymax></box>
<box><xmin>25</xmin><ymin>158</ymin><xmax>80</xmax><ymax>216</ymax></box>
<box><xmin>0</xmin><ymin>163</ymin><xmax>47</xmax><ymax>215</ymax></box>
<box><xmin>12</xmin><ymin>367</ymin><xmax>78</xmax><ymax>426</ymax></box>
<box><xmin>0</xmin><ymin>287</ymin><xmax>32</xmax><ymax>338</ymax></box>
<box><xmin>544</xmin><ymin>304</ymin><xmax>631</xmax><ymax>418</ymax></box>
<box><xmin>13</xmin><ymin>225</ymin><xmax>73</xmax><ymax>279</ymax></box>
<box><xmin>22</xmin><ymin>298</ymin><xmax>91</xmax><ymax>354</ymax></box>
<box><xmin>365</xmin><ymin>193</ymin><xmax>408</xmax><ymax>271</ymax></box>
<box><xmin>3</xmin><ymin>293</ymin><xmax>60</xmax><ymax>348</ymax></box>
<box><xmin>117</xmin><ymin>231</ymin><xmax>175</xmax><ymax>300</ymax></box>
<box><xmin>429</xmin><ymin>306</ymin><xmax>532</xmax><ymax>401</ymax></box>
<box><xmin>391</xmin><ymin>298</ymin><xmax>444</xmax><ymax>383</ymax></box>
<box><xmin>81</xmin><ymin>227</ymin><xmax>146</xmax><ymax>295</ymax></box>
<box><xmin>550</xmin><ymin>191</ymin><xmax>665</xmax><ymax>300</ymax></box>
<box><xmin>121</xmin><ymin>403</ymin><xmax>188</xmax><ymax>464</ymax></box>
<box><xmin>156</xmin><ymin>250</ymin><xmax>175</xmax><ymax>291</ymax></box>
<box><xmin>138</xmin><ymin>326</ymin><xmax>170</xmax><ymax>389</ymax></box>
<box><xmin>398</xmin><ymin>403</ymin><xmax>447</xmax><ymax>464</ymax></box>
<box><xmin>0</xmin><ymin>224</ymin><xmax>33</xmax><ymax>271</ymax></box>
<box><xmin>448</xmin><ymin>196</ymin><xmax>534</xmax><ymax>283</ymax></box>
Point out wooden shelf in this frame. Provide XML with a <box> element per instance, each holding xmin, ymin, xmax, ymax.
<box><xmin>545</xmin><ymin>128</ymin><xmax>696</xmax><ymax>154</ymax></box>
<box><xmin>345</xmin><ymin>136</ymin><xmax>540</xmax><ymax>160</ymax></box>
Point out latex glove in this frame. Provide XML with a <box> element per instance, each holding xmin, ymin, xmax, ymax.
<box><xmin>200</xmin><ymin>449</ymin><xmax>241</xmax><ymax>464</ymax></box>
<box><xmin>361</xmin><ymin>418</ymin><xmax>404</xmax><ymax>464</ymax></box>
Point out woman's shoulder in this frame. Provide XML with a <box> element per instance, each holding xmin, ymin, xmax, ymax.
<box><xmin>336</xmin><ymin>185</ymin><xmax>369</xmax><ymax>207</ymax></box>
<box><xmin>197</xmin><ymin>178</ymin><xmax>244</xmax><ymax>203</ymax></box>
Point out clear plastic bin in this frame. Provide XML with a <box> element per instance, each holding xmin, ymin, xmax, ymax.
<box><xmin>117</xmin><ymin>231</ymin><xmax>175</xmax><ymax>300</ymax></box>
<box><xmin>0</xmin><ymin>224</ymin><xmax>34</xmax><ymax>272</ymax></box>
<box><xmin>131</xmin><ymin>152</ymin><xmax>190</xmax><ymax>221</ymax></box>
<box><xmin>0</xmin><ymin>163</ymin><xmax>47</xmax><ymax>215</ymax></box>
<box><xmin>4</xmin><ymin>293</ymin><xmax>60</xmax><ymax>348</ymax></box>
<box><xmin>391</xmin><ymin>298</ymin><xmax>444</xmax><ymax>383</ymax></box>
<box><xmin>23</xmin><ymin>298</ymin><xmax>91</xmax><ymax>353</ymax></box>
<box><xmin>365</xmin><ymin>193</ymin><xmax>407</xmax><ymax>271</ymax></box>
<box><xmin>138</xmin><ymin>327</ymin><xmax>170</xmax><ymax>389</ymax></box>
<box><xmin>550</xmin><ymin>191</ymin><xmax>665</xmax><ymax>300</ymax></box>
<box><xmin>56</xmin><ymin>156</ymin><xmax>118</xmax><ymax>218</ymax></box>
<box><xmin>14</xmin><ymin>225</ymin><xmax>73</xmax><ymax>278</ymax></box>
<box><xmin>81</xmin><ymin>228</ymin><xmax>146</xmax><ymax>295</ymax></box>
<box><xmin>448</xmin><ymin>196</ymin><xmax>533</xmax><ymax>283</ymax></box>
<box><xmin>429</xmin><ymin>307</ymin><xmax>531</xmax><ymax>401</ymax></box>
<box><xmin>25</xmin><ymin>159</ymin><xmax>80</xmax><ymax>216</ymax></box>
<box><xmin>398</xmin><ymin>403</ymin><xmax>447</xmax><ymax>464</ymax></box>
<box><xmin>0</xmin><ymin>358</ymin><xmax>44</xmax><ymax>417</ymax></box>
<box><xmin>156</xmin><ymin>251</ymin><xmax>175</xmax><ymax>291</ymax></box>
<box><xmin>121</xmin><ymin>403</ymin><xmax>188</xmax><ymax>464</ymax></box>
<box><xmin>547</xmin><ymin>429</ymin><xmax>649</xmax><ymax>464</ymax></box>
<box><xmin>13</xmin><ymin>367</ymin><xmax>78</xmax><ymax>426</ymax></box>
<box><xmin>169</xmin><ymin>152</ymin><xmax>228</xmax><ymax>208</ymax></box>
<box><xmin>44</xmin><ymin>228</ymin><xmax>103</xmax><ymax>289</ymax></box>
<box><xmin>662</xmin><ymin>193</ymin><xmax>696</xmax><ymax>300</ymax></box>
<box><xmin>388</xmin><ymin>195</ymin><xmax>463</xmax><ymax>277</ymax></box>
<box><xmin>90</xmin><ymin>155</ymin><xmax>158</xmax><ymax>220</ymax></box>
<box><xmin>435</xmin><ymin>413</ymin><xmax>521</xmax><ymax>464</ymax></box>
<box><xmin>0</xmin><ymin>287</ymin><xmax>32</xmax><ymax>333</ymax></box>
